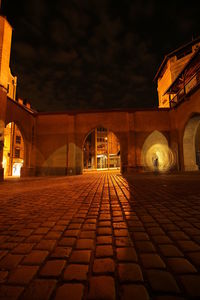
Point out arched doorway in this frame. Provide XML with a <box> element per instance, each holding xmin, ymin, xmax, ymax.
<box><xmin>3</xmin><ymin>122</ymin><xmax>24</xmax><ymax>177</ymax></box>
<box><xmin>183</xmin><ymin>115</ymin><xmax>200</xmax><ymax>171</ymax></box>
<box><xmin>141</xmin><ymin>130</ymin><xmax>174</xmax><ymax>172</ymax></box>
<box><xmin>83</xmin><ymin>127</ymin><xmax>120</xmax><ymax>170</ymax></box>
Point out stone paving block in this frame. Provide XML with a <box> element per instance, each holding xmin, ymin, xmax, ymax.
<box><xmin>26</xmin><ymin>235</ymin><xmax>43</xmax><ymax>243</ymax></box>
<box><xmin>0</xmin><ymin>236</ymin><xmax>8</xmax><ymax>243</ymax></box>
<box><xmin>115</xmin><ymin>237</ymin><xmax>132</xmax><ymax>247</ymax></box>
<box><xmin>45</xmin><ymin>231</ymin><xmax>62</xmax><ymax>240</ymax></box>
<box><xmin>187</xmin><ymin>251</ymin><xmax>200</xmax><ymax>266</ymax></box>
<box><xmin>0</xmin><ymin>242</ymin><xmax>18</xmax><ymax>250</ymax></box>
<box><xmin>50</xmin><ymin>247</ymin><xmax>72</xmax><ymax>259</ymax></box>
<box><xmin>20</xmin><ymin>279</ymin><xmax>57</xmax><ymax>300</ymax></box>
<box><xmin>17</xmin><ymin>229</ymin><xmax>33</xmax><ymax>237</ymax></box>
<box><xmin>132</xmin><ymin>232</ymin><xmax>150</xmax><ymax>241</ymax></box>
<box><xmin>8</xmin><ymin>265</ymin><xmax>39</xmax><ymax>285</ymax></box>
<box><xmin>135</xmin><ymin>241</ymin><xmax>156</xmax><ymax>253</ymax></box>
<box><xmin>177</xmin><ymin>240</ymin><xmax>200</xmax><ymax>252</ymax></box>
<box><xmin>76</xmin><ymin>239</ymin><xmax>95</xmax><ymax>250</ymax></box>
<box><xmin>146</xmin><ymin>270</ymin><xmax>180</xmax><ymax>293</ymax></box>
<box><xmin>97</xmin><ymin>227</ymin><xmax>112</xmax><ymax>235</ymax></box>
<box><xmin>58</xmin><ymin>237</ymin><xmax>76</xmax><ymax>246</ymax></box>
<box><xmin>85</xmin><ymin>218</ymin><xmax>97</xmax><ymax>224</ymax></box>
<box><xmin>82</xmin><ymin>224</ymin><xmax>96</xmax><ymax>231</ymax></box>
<box><xmin>52</xmin><ymin>225</ymin><xmax>66</xmax><ymax>231</ymax></box>
<box><xmin>0</xmin><ymin>254</ymin><xmax>23</xmax><ymax>270</ymax></box>
<box><xmin>116</xmin><ymin>247</ymin><xmax>137</xmax><ymax>262</ymax></box>
<box><xmin>0</xmin><ymin>270</ymin><xmax>8</xmax><ymax>283</ymax></box>
<box><xmin>118</xmin><ymin>263</ymin><xmax>143</xmax><ymax>282</ymax></box>
<box><xmin>168</xmin><ymin>231</ymin><xmax>190</xmax><ymax>240</ymax></box>
<box><xmin>64</xmin><ymin>229</ymin><xmax>80</xmax><ymax>237</ymax></box>
<box><xmin>120</xmin><ymin>284</ymin><xmax>150</xmax><ymax>300</ymax></box>
<box><xmin>140</xmin><ymin>254</ymin><xmax>166</xmax><ymax>269</ymax></box>
<box><xmin>97</xmin><ymin>236</ymin><xmax>112</xmax><ymax>244</ymax></box>
<box><xmin>68</xmin><ymin>223</ymin><xmax>82</xmax><ymax>229</ymax></box>
<box><xmin>63</xmin><ymin>264</ymin><xmax>89</xmax><ymax>281</ymax></box>
<box><xmin>159</xmin><ymin>245</ymin><xmax>184</xmax><ymax>257</ymax></box>
<box><xmin>0</xmin><ymin>285</ymin><xmax>24</xmax><ymax>300</ymax></box>
<box><xmin>54</xmin><ymin>283</ymin><xmax>84</xmax><ymax>300</ymax></box>
<box><xmin>87</xmin><ymin>276</ymin><xmax>115</xmax><ymax>300</ymax></box>
<box><xmin>152</xmin><ymin>235</ymin><xmax>173</xmax><ymax>244</ymax></box>
<box><xmin>35</xmin><ymin>240</ymin><xmax>56</xmax><ymax>251</ymax></box>
<box><xmin>99</xmin><ymin>214</ymin><xmax>111</xmax><ymax>221</ymax></box>
<box><xmin>80</xmin><ymin>231</ymin><xmax>95</xmax><ymax>239</ymax></box>
<box><xmin>0</xmin><ymin>250</ymin><xmax>8</xmax><ymax>260</ymax></box>
<box><xmin>7</xmin><ymin>236</ymin><xmax>25</xmax><ymax>243</ymax></box>
<box><xmin>22</xmin><ymin>250</ymin><xmax>49</xmax><ymax>265</ymax></box>
<box><xmin>184</xmin><ymin>227</ymin><xmax>200</xmax><ymax>235</ymax></box>
<box><xmin>96</xmin><ymin>245</ymin><xmax>113</xmax><ymax>257</ymax></box>
<box><xmin>40</xmin><ymin>260</ymin><xmax>66</xmax><ymax>277</ymax></box>
<box><xmin>42</xmin><ymin>221</ymin><xmax>56</xmax><ymax>227</ymax></box>
<box><xmin>114</xmin><ymin>229</ymin><xmax>129</xmax><ymax>237</ymax></box>
<box><xmin>113</xmin><ymin>222</ymin><xmax>127</xmax><ymax>229</ymax></box>
<box><xmin>34</xmin><ymin>227</ymin><xmax>50</xmax><ymax>235</ymax></box>
<box><xmin>147</xmin><ymin>227</ymin><xmax>165</xmax><ymax>235</ymax></box>
<box><xmin>70</xmin><ymin>250</ymin><xmax>91</xmax><ymax>263</ymax></box>
<box><xmin>12</xmin><ymin>243</ymin><xmax>34</xmax><ymax>254</ymax></box>
<box><xmin>167</xmin><ymin>258</ymin><xmax>197</xmax><ymax>274</ymax></box>
<box><xmin>180</xmin><ymin>275</ymin><xmax>200</xmax><ymax>297</ymax></box>
<box><xmin>93</xmin><ymin>258</ymin><xmax>115</xmax><ymax>274</ymax></box>
<box><xmin>98</xmin><ymin>221</ymin><xmax>111</xmax><ymax>227</ymax></box>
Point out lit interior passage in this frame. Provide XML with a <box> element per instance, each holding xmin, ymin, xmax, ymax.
<box><xmin>3</xmin><ymin>122</ymin><xmax>24</xmax><ymax>177</ymax></box>
<box><xmin>83</xmin><ymin>127</ymin><xmax>120</xmax><ymax>170</ymax></box>
<box><xmin>142</xmin><ymin>131</ymin><xmax>174</xmax><ymax>172</ymax></box>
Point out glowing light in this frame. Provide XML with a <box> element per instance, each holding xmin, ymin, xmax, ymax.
<box><xmin>144</xmin><ymin>144</ymin><xmax>174</xmax><ymax>172</ymax></box>
<box><xmin>2</xmin><ymin>156</ymin><xmax>6</xmax><ymax>169</ymax></box>
<box><xmin>12</xmin><ymin>163</ymin><xmax>23</xmax><ymax>177</ymax></box>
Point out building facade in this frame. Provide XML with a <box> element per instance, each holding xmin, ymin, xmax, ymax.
<box><xmin>0</xmin><ymin>15</ymin><xmax>200</xmax><ymax>180</ymax></box>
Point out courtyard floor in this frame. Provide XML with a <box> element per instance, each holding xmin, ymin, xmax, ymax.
<box><xmin>0</xmin><ymin>172</ymin><xmax>200</xmax><ymax>300</ymax></box>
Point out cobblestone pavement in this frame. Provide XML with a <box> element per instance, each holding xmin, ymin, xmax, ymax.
<box><xmin>0</xmin><ymin>172</ymin><xmax>200</xmax><ymax>300</ymax></box>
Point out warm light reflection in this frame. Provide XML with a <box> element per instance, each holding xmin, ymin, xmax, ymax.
<box><xmin>3</xmin><ymin>122</ymin><xmax>24</xmax><ymax>177</ymax></box>
<box><xmin>12</xmin><ymin>163</ymin><xmax>23</xmax><ymax>177</ymax></box>
<box><xmin>144</xmin><ymin>144</ymin><xmax>174</xmax><ymax>172</ymax></box>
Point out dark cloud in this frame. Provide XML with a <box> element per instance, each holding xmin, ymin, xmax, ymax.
<box><xmin>3</xmin><ymin>0</ymin><xmax>200</xmax><ymax>111</ymax></box>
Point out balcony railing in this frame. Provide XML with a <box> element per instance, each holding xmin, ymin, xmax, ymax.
<box><xmin>169</xmin><ymin>67</ymin><xmax>200</xmax><ymax>108</ymax></box>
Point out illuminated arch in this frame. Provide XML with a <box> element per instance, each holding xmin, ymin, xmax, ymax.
<box><xmin>82</xmin><ymin>126</ymin><xmax>121</xmax><ymax>170</ymax></box>
<box><xmin>141</xmin><ymin>130</ymin><xmax>174</xmax><ymax>172</ymax></box>
<box><xmin>183</xmin><ymin>115</ymin><xmax>200</xmax><ymax>171</ymax></box>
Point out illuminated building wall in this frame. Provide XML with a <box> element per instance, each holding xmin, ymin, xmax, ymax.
<box><xmin>156</xmin><ymin>39</ymin><xmax>200</xmax><ymax>108</ymax></box>
<box><xmin>0</xmin><ymin>16</ymin><xmax>13</xmax><ymax>91</ymax></box>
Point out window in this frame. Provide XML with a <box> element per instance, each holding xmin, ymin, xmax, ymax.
<box><xmin>16</xmin><ymin>135</ymin><xmax>21</xmax><ymax>144</ymax></box>
<box><xmin>15</xmin><ymin>148</ymin><xmax>20</xmax><ymax>158</ymax></box>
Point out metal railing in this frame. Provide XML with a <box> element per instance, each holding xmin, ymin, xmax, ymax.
<box><xmin>170</xmin><ymin>67</ymin><xmax>200</xmax><ymax>108</ymax></box>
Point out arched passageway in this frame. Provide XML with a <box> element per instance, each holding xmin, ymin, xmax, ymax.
<box><xmin>183</xmin><ymin>115</ymin><xmax>200</xmax><ymax>171</ymax></box>
<box><xmin>3</xmin><ymin>122</ymin><xmax>24</xmax><ymax>177</ymax></box>
<box><xmin>141</xmin><ymin>130</ymin><xmax>174</xmax><ymax>172</ymax></box>
<box><xmin>83</xmin><ymin>127</ymin><xmax>120</xmax><ymax>171</ymax></box>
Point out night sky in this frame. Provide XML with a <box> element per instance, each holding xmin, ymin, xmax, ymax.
<box><xmin>2</xmin><ymin>0</ymin><xmax>200</xmax><ymax>111</ymax></box>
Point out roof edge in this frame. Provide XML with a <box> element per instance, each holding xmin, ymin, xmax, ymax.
<box><xmin>154</xmin><ymin>36</ymin><xmax>200</xmax><ymax>82</ymax></box>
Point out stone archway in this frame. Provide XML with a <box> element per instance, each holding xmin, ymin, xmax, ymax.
<box><xmin>141</xmin><ymin>130</ymin><xmax>173</xmax><ymax>172</ymax></box>
<box><xmin>83</xmin><ymin>127</ymin><xmax>121</xmax><ymax>171</ymax></box>
<box><xmin>3</xmin><ymin>122</ymin><xmax>25</xmax><ymax>177</ymax></box>
<box><xmin>183</xmin><ymin>115</ymin><xmax>200</xmax><ymax>171</ymax></box>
